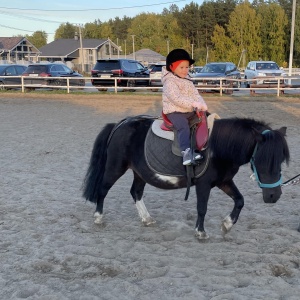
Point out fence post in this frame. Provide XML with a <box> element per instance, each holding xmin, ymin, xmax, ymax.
<box><xmin>67</xmin><ymin>78</ymin><xmax>70</xmax><ymax>94</ymax></box>
<box><xmin>114</xmin><ymin>78</ymin><xmax>117</xmax><ymax>94</ymax></box>
<box><xmin>21</xmin><ymin>76</ymin><xmax>25</xmax><ymax>93</ymax></box>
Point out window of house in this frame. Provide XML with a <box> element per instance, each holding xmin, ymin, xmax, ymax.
<box><xmin>112</xmin><ymin>47</ymin><xmax>118</xmax><ymax>55</ymax></box>
<box><xmin>105</xmin><ymin>44</ymin><xmax>110</xmax><ymax>55</ymax></box>
<box><xmin>88</xmin><ymin>49</ymin><xmax>93</xmax><ymax>63</ymax></box>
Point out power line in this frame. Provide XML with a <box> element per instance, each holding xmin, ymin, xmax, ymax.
<box><xmin>0</xmin><ymin>1</ymin><xmax>187</xmax><ymax>12</ymax></box>
<box><xmin>0</xmin><ymin>24</ymin><xmax>55</xmax><ymax>34</ymax></box>
<box><xmin>0</xmin><ymin>10</ymin><xmax>62</xmax><ymax>24</ymax></box>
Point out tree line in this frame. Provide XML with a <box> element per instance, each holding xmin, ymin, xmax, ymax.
<box><xmin>25</xmin><ymin>0</ymin><xmax>299</xmax><ymax>68</ymax></box>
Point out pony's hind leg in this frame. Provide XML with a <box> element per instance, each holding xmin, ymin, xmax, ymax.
<box><xmin>131</xmin><ymin>172</ymin><xmax>156</xmax><ymax>226</ymax></box>
<box><xmin>94</xmin><ymin>160</ymin><xmax>128</xmax><ymax>224</ymax></box>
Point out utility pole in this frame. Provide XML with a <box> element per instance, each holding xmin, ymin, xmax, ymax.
<box><xmin>78</xmin><ymin>25</ymin><xmax>84</xmax><ymax>72</ymax></box>
<box><xmin>191</xmin><ymin>44</ymin><xmax>194</xmax><ymax>59</ymax></box>
<box><xmin>117</xmin><ymin>38</ymin><xmax>119</xmax><ymax>58</ymax></box>
<box><xmin>237</xmin><ymin>49</ymin><xmax>246</xmax><ymax>69</ymax></box>
<box><xmin>167</xmin><ymin>40</ymin><xmax>169</xmax><ymax>54</ymax></box>
<box><xmin>288</xmin><ymin>0</ymin><xmax>296</xmax><ymax>84</ymax></box>
<box><xmin>206</xmin><ymin>46</ymin><xmax>209</xmax><ymax>64</ymax></box>
<box><xmin>124</xmin><ymin>40</ymin><xmax>127</xmax><ymax>58</ymax></box>
<box><xmin>131</xmin><ymin>35</ymin><xmax>135</xmax><ymax>60</ymax></box>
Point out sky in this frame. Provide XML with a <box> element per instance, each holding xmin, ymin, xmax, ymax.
<box><xmin>0</xmin><ymin>0</ymin><xmax>194</xmax><ymax>43</ymax></box>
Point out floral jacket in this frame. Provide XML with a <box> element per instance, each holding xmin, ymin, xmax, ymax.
<box><xmin>161</xmin><ymin>67</ymin><xmax>207</xmax><ymax>114</ymax></box>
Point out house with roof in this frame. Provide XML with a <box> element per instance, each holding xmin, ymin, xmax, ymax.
<box><xmin>38</xmin><ymin>37</ymin><xmax>120</xmax><ymax>72</ymax></box>
<box><xmin>125</xmin><ymin>49</ymin><xmax>165</xmax><ymax>66</ymax></box>
<box><xmin>0</xmin><ymin>37</ymin><xmax>40</xmax><ymax>63</ymax></box>
<box><xmin>38</xmin><ymin>37</ymin><xmax>166</xmax><ymax>72</ymax></box>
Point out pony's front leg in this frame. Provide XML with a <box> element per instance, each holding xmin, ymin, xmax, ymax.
<box><xmin>195</xmin><ymin>183</ymin><xmax>211</xmax><ymax>239</ymax></box>
<box><xmin>131</xmin><ymin>172</ymin><xmax>156</xmax><ymax>226</ymax></box>
<box><xmin>136</xmin><ymin>198</ymin><xmax>156</xmax><ymax>225</ymax></box>
<box><xmin>218</xmin><ymin>180</ymin><xmax>244</xmax><ymax>234</ymax></box>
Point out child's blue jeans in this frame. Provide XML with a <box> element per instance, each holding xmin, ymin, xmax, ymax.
<box><xmin>166</xmin><ymin>111</ymin><xmax>195</xmax><ymax>151</ymax></box>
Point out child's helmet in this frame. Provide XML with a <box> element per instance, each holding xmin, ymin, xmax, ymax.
<box><xmin>166</xmin><ymin>49</ymin><xmax>195</xmax><ymax>71</ymax></box>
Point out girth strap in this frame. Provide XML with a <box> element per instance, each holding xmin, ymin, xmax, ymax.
<box><xmin>184</xmin><ymin>165</ymin><xmax>194</xmax><ymax>200</ymax></box>
<box><xmin>184</xmin><ymin>122</ymin><xmax>199</xmax><ymax>201</ymax></box>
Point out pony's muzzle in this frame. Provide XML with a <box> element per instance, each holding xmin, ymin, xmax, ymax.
<box><xmin>262</xmin><ymin>186</ymin><xmax>282</xmax><ymax>203</ymax></box>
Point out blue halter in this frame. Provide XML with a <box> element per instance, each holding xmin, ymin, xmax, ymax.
<box><xmin>250</xmin><ymin>130</ymin><xmax>282</xmax><ymax>188</ymax></box>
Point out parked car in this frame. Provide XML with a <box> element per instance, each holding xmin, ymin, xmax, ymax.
<box><xmin>244</xmin><ymin>61</ymin><xmax>286</xmax><ymax>87</ymax></box>
<box><xmin>149</xmin><ymin>62</ymin><xmax>166</xmax><ymax>90</ymax></box>
<box><xmin>22</xmin><ymin>63</ymin><xmax>85</xmax><ymax>90</ymax></box>
<box><xmin>147</xmin><ymin>63</ymin><xmax>156</xmax><ymax>71</ymax></box>
<box><xmin>193</xmin><ymin>62</ymin><xmax>241</xmax><ymax>89</ymax></box>
<box><xmin>189</xmin><ymin>66</ymin><xmax>203</xmax><ymax>77</ymax></box>
<box><xmin>91</xmin><ymin>59</ymin><xmax>150</xmax><ymax>91</ymax></box>
<box><xmin>0</xmin><ymin>64</ymin><xmax>27</xmax><ymax>90</ymax></box>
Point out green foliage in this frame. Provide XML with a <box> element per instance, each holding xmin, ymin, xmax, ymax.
<box><xmin>54</xmin><ymin>22</ymin><xmax>77</xmax><ymax>40</ymax></box>
<box><xmin>50</xmin><ymin>1</ymin><xmax>296</xmax><ymax>66</ymax></box>
<box><xmin>26</xmin><ymin>31</ymin><xmax>47</xmax><ymax>48</ymax></box>
<box><xmin>211</xmin><ymin>25</ymin><xmax>235</xmax><ymax>62</ymax></box>
<box><xmin>257</xmin><ymin>3</ymin><xmax>288</xmax><ymax>64</ymax></box>
<box><xmin>294</xmin><ymin>6</ymin><xmax>300</xmax><ymax>65</ymax></box>
<box><xmin>226</xmin><ymin>2</ymin><xmax>262</xmax><ymax>63</ymax></box>
<box><xmin>110</xmin><ymin>16</ymin><xmax>132</xmax><ymax>41</ymax></box>
<box><xmin>84</xmin><ymin>21</ymin><xmax>102</xmax><ymax>39</ymax></box>
<box><xmin>126</xmin><ymin>12</ymin><xmax>183</xmax><ymax>56</ymax></box>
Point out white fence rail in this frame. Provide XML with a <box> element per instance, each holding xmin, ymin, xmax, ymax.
<box><xmin>1</xmin><ymin>75</ymin><xmax>300</xmax><ymax>96</ymax></box>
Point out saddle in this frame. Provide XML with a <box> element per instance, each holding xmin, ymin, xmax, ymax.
<box><xmin>156</xmin><ymin>110</ymin><xmax>209</xmax><ymax>157</ymax></box>
<box><xmin>146</xmin><ymin>111</ymin><xmax>220</xmax><ymax>200</ymax></box>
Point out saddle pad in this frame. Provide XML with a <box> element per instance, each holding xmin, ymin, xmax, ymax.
<box><xmin>151</xmin><ymin>119</ymin><xmax>174</xmax><ymax>141</ymax></box>
<box><xmin>145</xmin><ymin>127</ymin><xmax>210</xmax><ymax>178</ymax></box>
<box><xmin>145</xmin><ymin>127</ymin><xmax>186</xmax><ymax>176</ymax></box>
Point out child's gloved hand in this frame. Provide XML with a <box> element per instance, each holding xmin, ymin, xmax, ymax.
<box><xmin>192</xmin><ymin>102</ymin><xmax>208</xmax><ymax>111</ymax></box>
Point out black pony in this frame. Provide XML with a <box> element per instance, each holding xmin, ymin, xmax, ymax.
<box><xmin>82</xmin><ymin>116</ymin><xmax>290</xmax><ymax>239</ymax></box>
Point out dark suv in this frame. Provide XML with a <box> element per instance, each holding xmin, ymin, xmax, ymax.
<box><xmin>22</xmin><ymin>63</ymin><xmax>85</xmax><ymax>90</ymax></box>
<box><xmin>194</xmin><ymin>62</ymin><xmax>241</xmax><ymax>88</ymax></box>
<box><xmin>91</xmin><ymin>59</ymin><xmax>150</xmax><ymax>91</ymax></box>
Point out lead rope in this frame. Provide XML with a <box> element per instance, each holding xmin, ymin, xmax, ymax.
<box><xmin>281</xmin><ymin>174</ymin><xmax>300</xmax><ymax>187</ymax></box>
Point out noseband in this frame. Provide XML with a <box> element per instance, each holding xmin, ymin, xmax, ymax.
<box><xmin>250</xmin><ymin>130</ymin><xmax>282</xmax><ymax>188</ymax></box>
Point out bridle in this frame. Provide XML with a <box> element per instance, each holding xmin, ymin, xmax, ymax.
<box><xmin>250</xmin><ymin>129</ymin><xmax>300</xmax><ymax>188</ymax></box>
<box><xmin>250</xmin><ymin>130</ymin><xmax>282</xmax><ymax>188</ymax></box>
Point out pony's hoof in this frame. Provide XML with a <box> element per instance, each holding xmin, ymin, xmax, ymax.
<box><xmin>94</xmin><ymin>212</ymin><xmax>103</xmax><ymax>224</ymax></box>
<box><xmin>221</xmin><ymin>215</ymin><xmax>233</xmax><ymax>234</ymax></box>
<box><xmin>142</xmin><ymin>217</ymin><xmax>156</xmax><ymax>226</ymax></box>
<box><xmin>195</xmin><ymin>230</ymin><xmax>209</xmax><ymax>240</ymax></box>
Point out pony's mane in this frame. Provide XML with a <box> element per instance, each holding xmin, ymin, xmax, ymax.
<box><xmin>209</xmin><ymin>118</ymin><xmax>270</xmax><ymax>164</ymax></box>
<box><xmin>209</xmin><ymin>117</ymin><xmax>290</xmax><ymax>166</ymax></box>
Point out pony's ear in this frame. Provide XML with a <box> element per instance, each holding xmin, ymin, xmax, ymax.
<box><xmin>278</xmin><ymin>126</ymin><xmax>287</xmax><ymax>136</ymax></box>
<box><xmin>252</xmin><ymin>127</ymin><xmax>264</xmax><ymax>142</ymax></box>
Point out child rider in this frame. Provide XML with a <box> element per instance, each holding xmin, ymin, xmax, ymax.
<box><xmin>161</xmin><ymin>48</ymin><xmax>208</xmax><ymax>165</ymax></box>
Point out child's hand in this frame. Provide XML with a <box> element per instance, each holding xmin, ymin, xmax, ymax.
<box><xmin>192</xmin><ymin>102</ymin><xmax>207</xmax><ymax>111</ymax></box>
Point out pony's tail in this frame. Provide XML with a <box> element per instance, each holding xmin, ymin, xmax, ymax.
<box><xmin>82</xmin><ymin>123</ymin><xmax>116</xmax><ymax>203</ymax></box>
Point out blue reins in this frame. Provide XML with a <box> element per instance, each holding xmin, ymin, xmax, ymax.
<box><xmin>250</xmin><ymin>129</ymin><xmax>282</xmax><ymax>188</ymax></box>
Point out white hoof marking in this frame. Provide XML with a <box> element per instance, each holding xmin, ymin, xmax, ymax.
<box><xmin>94</xmin><ymin>212</ymin><xmax>103</xmax><ymax>224</ymax></box>
<box><xmin>136</xmin><ymin>198</ymin><xmax>155</xmax><ymax>225</ymax></box>
<box><xmin>195</xmin><ymin>230</ymin><xmax>209</xmax><ymax>240</ymax></box>
<box><xmin>221</xmin><ymin>215</ymin><xmax>233</xmax><ymax>234</ymax></box>
<box><xmin>142</xmin><ymin>217</ymin><xmax>156</xmax><ymax>226</ymax></box>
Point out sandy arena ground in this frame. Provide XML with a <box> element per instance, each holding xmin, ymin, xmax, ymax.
<box><xmin>0</xmin><ymin>93</ymin><xmax>299</xmax><ymax>299</ymax></box>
